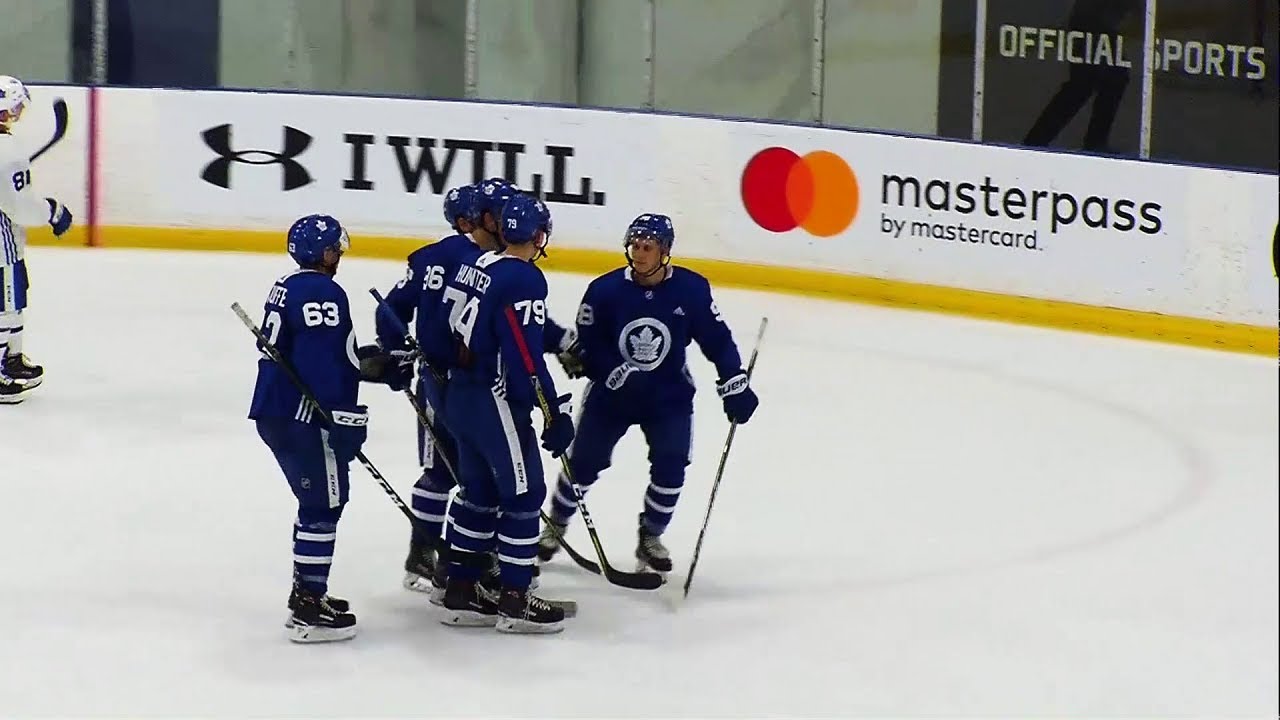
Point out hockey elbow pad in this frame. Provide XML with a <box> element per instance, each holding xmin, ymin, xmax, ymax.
<box><xmin>46</xmin><ymin>198</ymin><xmax>72</xmax><ymax>237</ymax></box>
<box><xmin>716</xmin><ymin>373</ymin><xmax>758</xmax><ymax>424</ymax></box>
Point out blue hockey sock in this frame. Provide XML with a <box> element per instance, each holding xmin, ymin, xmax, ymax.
<box><xmin>446</xmin><ymin>491</ymin><xmax>497</xmax><ymax>581</ymax></box>
<box><xmin>410</xmin><ymin>470</ymin><xmax>452</xmax><ymax>546</ymax></box>
<box><xmin>641</xmin><ymin>478</ymin><xmax>683</xmax><ymax>535</ymax></box>
<box><xmin>293</xmin><ymin>506</ymin><xmax>343</xmax><ymax>594</ymax></box>
<box><xmin>549</xmin><ymin>471</ymin><xmax>584</xmax><ymax>525</ymax></box>
<box><xmin>496</xmin><ymin>508</ymin><xmax>540</xmax><ymax>589</ymax></box>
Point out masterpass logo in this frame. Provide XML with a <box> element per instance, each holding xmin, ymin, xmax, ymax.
<box><xmin>741</xmin><ymin>147</ymin><xmax>859</xmax><ymax>237</ymax></box>
<box><xmin>741</xmin><ymin>146</ymin><xmax>1166</xmax><ymax>250</ymax></box>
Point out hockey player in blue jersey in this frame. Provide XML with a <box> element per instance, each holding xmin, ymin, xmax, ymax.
<box><xmin>536</xmin><ymin>213</ymin><xmax>759</xmax><ymax>575</ymax></box>
<box><xmin>375</xmin><ymin>182</ymin><xmax>493</xmax><ymax>594</ymax></box>
<box><xmin>375</xmin><ymin>179</ymin><xmax>580</xmax><ymax>598</ymax></box>
<box><xmin>435</xmin><ymin>193</ymin><xmax>575</xmax><ymax>634</ymax></box>
<box><xmin>248</xmin><ymin>214</ymin><xmax>403</xmax><ymax>643</ymax></box>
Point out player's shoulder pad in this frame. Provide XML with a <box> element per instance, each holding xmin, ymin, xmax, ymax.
<box><xmin>281</xmin><ymin>269</ymin><xmax>348</xmax><ymax>303</ymax></box>
<box><xmin>406</xmin><ymin>243</ymin><xmax>434</xmax><ymax>267</ymax></box>
<box><xmin>508</xmin><ymin>258</ymin><xmax>548</xmax><ymax>297</ymax></box>
<box><xmin>0</xmin><ymin>141</ymin><xmax>29</xmax><ymax>176</ymax></box>
<box><xmin>590</xmin><ymin>267</ymin><xmax>628</xmax><ymax>292</ymax></box>
<box><xmin>669</xmin><ymin>266</ymin><xmax>713</xmax><ymax>295</ymax></box>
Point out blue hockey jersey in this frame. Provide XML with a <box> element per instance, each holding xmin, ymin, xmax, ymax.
<box><xmin>444</xmin><ymin>250</ymin><xmax>562</xmax><ymax>412</ymax></box>
<box><xmin>376</xmin><ymin>233</ymin><xmax>483</xmax><ymax>369</ymax></box>
<box><xmin>377</xmin><ymin>234</ymin><xmax>574</xmax><ymax>371</ymax></box>
<box><xmin>248</xmin><ymin>269</ymin><xmax>360</xmax><ymax>423</ymax></box>
<box><xmin>575</xmin><ymin>266</ymin><xmax>743</xmax><ymax>416</ymax></box>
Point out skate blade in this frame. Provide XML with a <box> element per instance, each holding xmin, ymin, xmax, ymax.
<box><xmin>439</xmin><ymin>609</ymin><xmax>498</xmax><ymax>628</ymax></box>
<box><xmin>287</xmin><ymin>623</ymin><xmax>357</xmax><ymax>643</ymax></box>
<box><xmin>402</xmin><ymin>572</ymin><xmax>437</xmax><ymax>593</ymax></box>
<box><xmin>635</xmin><ymin>559</ymin><xmax>671</xmax><ymax>578</ymax></box>
<box><xmin>546</xmin><ymin>598</ymin><xmax>578</xmax><ymax>618</ymax></box>
<box><xmin>0</xmin><ymin>386</ymin><xmax>32</xmax><ymax>404</ymax></box>
<box><xmin>496</xmin><ymin>616</ymin><xmax>565</xmax><ymax>634</ymax></box>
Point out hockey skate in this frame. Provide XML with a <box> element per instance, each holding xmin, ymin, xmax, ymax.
<box><xmin>284</xmin><ymin>583</ymin><xmax>349</xmax><ymax>628</ymax></box>
<box><xmin>536</xmin><ymin>518</ymin><xmax>567</xmax><ymax>563</ymax></box>
<box><xmin>439</xmin><ymin>576</ymin><xmax>499</xmax><ymax>627</ymax></box>
<box><xmin>636</xmin><ymin>515</ymin><xmax>673</xmax><ymax>575</ymax></box>
<box><xmin>2</xmin><ymin>354</ymin><xmax>42</xmax><ymax>390</ymax></box>
<box><xmin>286</xmin><ymin>586</ymin><xmax>357</xmax><ymax>643</ymax></box>
<box><xmin>0</xmin><ymin>373</ymin><xmax>30</xmax><ymax>404</ymax></box>
<box><xmin>402</xmin><ymin>537</ymin><xmax>442</xmax><ymax>597</ymax></box>
<box><xmin>496</xmin><ymin>587</ymin><xmax>565</xmax><ymax>634</ymax></box>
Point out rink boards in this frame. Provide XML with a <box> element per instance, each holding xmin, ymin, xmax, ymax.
<box><xmin>21</xmin><ymin>85</ymin><xmax>1279</xmax><ymax>355</ymax></box>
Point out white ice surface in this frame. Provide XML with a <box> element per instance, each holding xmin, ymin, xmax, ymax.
<box><xmin>2</xmin><ymin>246</ymin><xmax>1276</xmax><ymax>718</ymax></box>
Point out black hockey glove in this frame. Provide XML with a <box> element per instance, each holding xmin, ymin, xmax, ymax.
<box><xmin>553</xmin><ymin>327</ymin><xmax>585</xmax><ymax>378</ymax></box>
<box><xmin>326</xmin><ymin>405</ymin><xmax>369</xmax><ymax>464</ymax></box>
<box><xmin>717</xmin><ymin>372</ymin><xmax>758</xmax><ymax>424</ymax></box>
<box><xmin>357</xmin><ymin>344</ymin><xmax>414</xmax><ymax>391</ymax></box>
<box><xmin>541</xmin><ymin>394</ymin><xmax>575</xmax><ymax>458</ymax></box>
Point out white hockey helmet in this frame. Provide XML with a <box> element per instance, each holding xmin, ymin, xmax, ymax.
<box><xmin>0</xmin><ymin>75</ymin><xmax>31</xmax><ymax>131</ymax></box>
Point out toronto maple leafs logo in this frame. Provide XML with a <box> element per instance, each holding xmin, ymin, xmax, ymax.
<box><xmin>618</xmin><ymin>318</ymin><xmax>672</xmax><ymax>371</ymax></box>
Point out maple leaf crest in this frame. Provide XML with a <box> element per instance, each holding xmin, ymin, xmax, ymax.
<box><xmin>628</xmin><ymin>326</ymin><xmax>663</xmax><ymax>363</ymax></box>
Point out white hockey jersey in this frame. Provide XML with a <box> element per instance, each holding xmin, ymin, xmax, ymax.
<box><xmin>0</xmin><ymin>132</ymin><xmax>50</xmax><ymax>267</ymax></box>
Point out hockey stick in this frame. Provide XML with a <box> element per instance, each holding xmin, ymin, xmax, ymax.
<box><xmin>29</xmin><ymin>97</ymin><xmax>68</xmax><ymax>163</ymax></box>
<box><xmin>368</xmin><ymin>288</ymin><xmax>602</xmax><ymax>577</ymax></box>
<box><xmin>682</xmin><ymin>316</ymin><xmax>769</xmax><ymax>599</ymax></box>
<box><xmin>230</xmin><ymin>302</ymin><xmax>422</xmax><ymax>531</ymax></box>
<box><xmin>503</xmin><ymin>305</ymin><xmax>664</xmax><ymax>591</ymax></box>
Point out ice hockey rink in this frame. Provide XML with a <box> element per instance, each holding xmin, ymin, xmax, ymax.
<box><xmin>4</xmin><ymin>245</ymin><xmax>1277</xmax><ymax>718</ymax></box>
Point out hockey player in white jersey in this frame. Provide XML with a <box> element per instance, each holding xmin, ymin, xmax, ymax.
<box><xmin>0</xmin><ymin>75</ymin><xmax>74</xmax><ymax>404</ymax></box>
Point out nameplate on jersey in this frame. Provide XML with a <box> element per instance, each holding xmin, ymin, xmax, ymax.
<box><xmin>618</xmin><ymin>317</ymin><xmax>671</xmax><ymax>371</ymax></box>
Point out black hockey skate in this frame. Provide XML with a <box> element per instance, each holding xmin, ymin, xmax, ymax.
<box><xmin>286</xmin><ymin>586</ymin><xmax>357</xmax><ymax>643</ymax></box>
<box><xmin>439</xmin><ymin>577</ymin><xmax>499</xmax><ymax>627</ymax></box>
<box><xmin>403</xmin><ymin>537</ymin><xmax>443</xmax><ymax>596</ymax></box>
<box><xmin>536</xmin><ymin>518</ymin><xmax>567</xmax><ymax>563</ymax></box>
<box><xmin>496</xmin><ymin>587</ymin><xmax>565</xmax><ymax>634</ymax></box>
<box><xmin>285</xmin><ymin>583</ymin><xmax>349</xmax><ymax>629</ymax></box>
<box><xmin>636</xmin><ymin>515</ymin><xmax>673</xmax><ymax>574</ymax></box>
<box><xmin>0</xmin><ymin>374</ymin><xmax>30</xmax><ymax>404</ymax></box>
<box><xmin>2</xmin><ymin>354</ymin><xmax>42</xmax><ymax>390</ymax></box>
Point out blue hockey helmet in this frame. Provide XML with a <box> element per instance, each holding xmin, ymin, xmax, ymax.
<box><xmin>624</xmin><ymin>213</ymin><xmax>674</xmax><ymax>277</ymax></box>
<box><xmin>287</xmin><ymin>214</ymin><xmax>349</xmax><ymax>265</ymax></box>
<box><xmin>625</xmin><ymin>213</ymin><xmax>674</xmax><ymax>250</ymax></box>
<box><xmin>442</xmin><ymin>183</ymin><xmax>481</xmax><ymax>231</ymax></box>
<box><xmin>500</xmin><ymin>193</ymin><xmax>552</xmax><ymax>249</ymax></box>
<box><xmin>477</xmin><ymin>177</ymin><xmax>518</xmax><ymax>219</ymax></box>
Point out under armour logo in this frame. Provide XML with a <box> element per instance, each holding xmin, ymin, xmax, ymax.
<box><xmin>200</xmin><ymin>124</ymin><xmax>314</xmax><ymax>191</ymax></box>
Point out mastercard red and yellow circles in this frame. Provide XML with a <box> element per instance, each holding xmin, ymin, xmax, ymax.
<box><xmin>740</xmin><ymin>147</ymin><xmax>860</xmax><ymax>237</ymax></box>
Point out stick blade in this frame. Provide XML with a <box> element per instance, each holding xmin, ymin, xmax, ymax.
<box><xmin>604</xmin><ymin>567</ymin><xmax>666</xmax><ymax>591</ymax></box>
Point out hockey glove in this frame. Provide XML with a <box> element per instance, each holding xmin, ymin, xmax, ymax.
<box><xmin>716</xmin><ymin>373</ymin><xmax>758</xmax><ymax>424</ymax></box>
<box><xmin>604</xmin><ymin>362</ymin><xmax>639</xmax><ymax>391</ymax></box>
<box><xmin>326</xmin><ymin>405</ymin><xmax>369</xmax><ymax>465</ymax></box>
<box><xmin>540</xmin><ymin>394</ymin><xmax>575</xmax><ymax>458</ymax></box>
<box><xmin>356</xmin><ymin>343</ymin><xmax>414</xmax><ymax>391</ymax></box>
<box><xmin>553</xmin><ymin>327</ymin><xmax>585</xmax><ymax>379</ymax></box>
<box><xmin>46</xmin><ymin>198</ymin><xmax>72</xmax><ymax>237</ymax></box>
